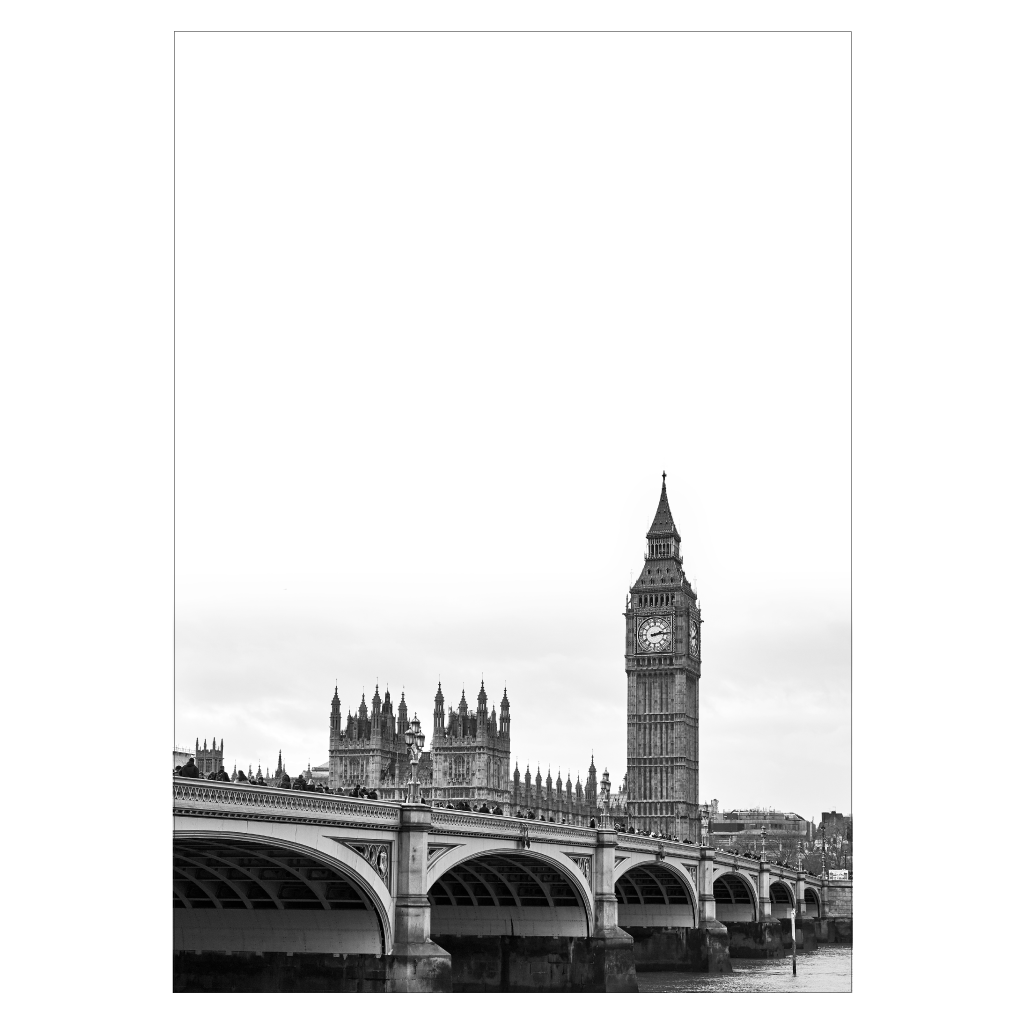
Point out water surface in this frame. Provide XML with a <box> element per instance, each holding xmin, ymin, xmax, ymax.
<box><xmin>637</xmin><ymin>944</ymin><xmax>852</xmax><ymax>993</ymax></box>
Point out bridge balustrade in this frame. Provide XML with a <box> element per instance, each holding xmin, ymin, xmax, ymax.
<box><xmin>172</xmin><ymin>778</ymin><xmax>402</xmax><ymax>826</ymax></box>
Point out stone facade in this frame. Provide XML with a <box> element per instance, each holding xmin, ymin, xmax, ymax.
<box><xmin>194</xmin><ymin>737</ymin><xmax>224</xmax><ymax>777</ymax></box>
<box><xmin>428</xmin><ymin>681</ymin><xmax>510</xmax><ymax>806</ymax></box>
<box><xmin>624</xmin><ymin>476</ymin><xmax>701</xmax><ymax>839</ymax></box>
<box><xmin>509</xmin><ymin>757</ymin><xmax>603</xmax><ymax>825</ymax></box>
<box><xmin>329</xmin><ymin>684</ymin><xmax>422</xmax><ymax>791</ymax></box>
<box><xmin>325</xmin><ymin>679</ymin><xmax>604</xmax><ymax>819</ymax></box>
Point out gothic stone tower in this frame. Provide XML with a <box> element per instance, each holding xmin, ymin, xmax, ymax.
<box><xmin>429</xmin><ymin>680</ymin><xmax>511</xmax><ymax>807</ymax></box>
<box><xmin>328</xmin><ymin>683</ymin><xmax>407</xmax><ymax>790</ymax></box>
<box><xmin>624</xmin><ymin>475</ymin><xmax>702</xmax><ymax>840</ymax></box>
<box><xmin>194</xmin><ymin>737</ymin><xmax>224</xmax><ymax>777</ymax></box>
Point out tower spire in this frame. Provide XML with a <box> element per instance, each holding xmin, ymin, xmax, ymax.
<box><xmin>646</xmin><ymin>474</ymin><xmax>680</xmax><ymax>542</ymax></box>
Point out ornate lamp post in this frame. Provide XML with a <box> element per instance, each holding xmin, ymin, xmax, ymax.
<box><xmin>403</xmin><ymin>712</ymin><xmax>425</xmax><ymax>804</ymax></box>
<box><xmin>760</xmin><ymin>824</ymin><xmax>768</xmax><ymax>862</ymax></box>
<box><xmin>599</xmin><ymin>767</ymin><xmax>611</xmax><ymax>826</ymax></box>
<box><xmin>700</xmin><ymin>802</ymin><xmax>710</xmax><ymax>848</ymax></box>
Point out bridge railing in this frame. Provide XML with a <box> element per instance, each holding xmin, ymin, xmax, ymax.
<box><xmin>172</xmin><ymin>778</ymin><xmax>402</xmax><ymax>827</ymax></box>
<box><xmin>615</xmin><ymin>833</ymin><xmax>701</xmax><ymax>857</ymax></box>
<box><xmin>429</xmin><ymin>808</ymin><xmax>601</xmax><ymax>845</ymax></box>
<box><xmin>708</xmin><ymin>849</ymin><xmax>824</xmax><ymax>882</ymax></box>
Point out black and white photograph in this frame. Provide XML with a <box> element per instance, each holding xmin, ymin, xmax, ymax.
<box><xmin>171</xmin><ymin>30</ymin><xmax>851</xmax><ymax>992</ymax></box>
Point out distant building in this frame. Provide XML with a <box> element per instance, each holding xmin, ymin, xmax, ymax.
<box><xmin>325</xmin><ymin>679</ymin><xmax>603</xmax><ymax>822</ymax></box>
<box><xmin>194</xmin><ymin>737</ymin><xmax>224</xmax><ymax>777</ymax></box>
<box><xmin>609</xmin><ymin>775</ymin><xmax>628</xmax><ymax>819</ymax></box>
<box><xmin>709</xmin><ymin>807</ymin><xmax>813</xmax><ymax>857</ymax></box>
<box><xmin>820</xmin><ymin>810</ymin><xmax>853</xmax><ymax>841</ymax></box>
<box><xmin>173</xmin><ymin>746</ymin><xmax>193</xmax><ymax>770</ymax></box>
<box><xmin>329</xmin><ymin>684</ymin><xmax>411</xmax><ymax>791</ymax></box>
<box><xmin>266</xmin><ymin>751</ymin><xmax>291</xmax><ymax>787</ymax></box>
<box><xmin>510</xmin><ymin>758</ymin><xmax>602</xmax><ymax>825</ymax></box>
<box><xmin>429</xmin><ymin>681</ymin><xmax>509</xmax><ymax>808</ymax></box>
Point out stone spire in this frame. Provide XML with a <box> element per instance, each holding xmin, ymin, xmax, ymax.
<box><xmin>398</xmin><ymin>690</ymin><xmax>409</xmax><ymax>735</ymax></box>
<box><xmin>433</xmin><ymin>683</ymin><xmax>444</xmax><ymax>736</ymax></box>
<box><xmin>330</xmin><ymin>686</ymin><xmax>341</xmax><ymax>735</ymax></box>
<box><xmin>646</xmin><ymin>472</ymin><xmax>681</xmax><ymax>542</ymax></box>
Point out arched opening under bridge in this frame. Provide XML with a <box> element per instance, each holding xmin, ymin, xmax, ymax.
<box><xmin>173</xmin><ymin>835</ymin><xmax>384</xmax><ymax>955</ymax></box>
<box><xmin>713</xmin><ymin>873</ymin><xmax>756</xmax><ymax>922</ymax></box>
<box><xmin>615</xmin><ymin>863</ymin><xmax>694</xmax><ymax>929</ymax></box>
<box><xmin>769</xmin><ymin>880</ymin><xmax>794</xmax><ymax>919</ymax></box>
<box><xmin>428</xmin><ymin>852</ymin><xmax>589</xmax><ymax>937</ymax></box>
<box><xmin>804</xmin><ymin>885</ymin><xmax>821</xmax><ymax>918</ymax></box>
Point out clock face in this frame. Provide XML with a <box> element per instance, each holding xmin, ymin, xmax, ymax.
<box><xmin>637</xmin><ymin>616</ymin><xmax>672</xmax><ymax>654</ymax></box>
<box><xmin>689</xmin><ymin>611</ymin><xmax>700</xmax><ymax>657</ymax></box>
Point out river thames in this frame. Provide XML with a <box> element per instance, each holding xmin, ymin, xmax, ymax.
<box><xmin>637</xmin><ymin>945</ymin><xmax>852</xmax><ymax>993</ymax></box>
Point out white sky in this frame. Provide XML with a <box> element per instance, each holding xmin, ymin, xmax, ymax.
<box><xmin>174</xmin><ymin>32</ymin><xmax>851</xmax><ymax>821</ymax></box>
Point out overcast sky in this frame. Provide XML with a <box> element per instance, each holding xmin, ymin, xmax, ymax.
<box><xmin>175</xmin><ymin>32</ymin><xmax>850</xmax><ymax>822</ymax></box>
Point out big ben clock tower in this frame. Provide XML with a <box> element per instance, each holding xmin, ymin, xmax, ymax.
<box><xmin>625</xmin><ymin>474</ymin><xmax>702</xmax><ymax>840</ymax></box>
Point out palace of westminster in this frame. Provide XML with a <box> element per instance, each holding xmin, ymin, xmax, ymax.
<box><xmin>189</xmin><ymin>477</ymin><xmax>704</xmax><ymax>840</ymax></box>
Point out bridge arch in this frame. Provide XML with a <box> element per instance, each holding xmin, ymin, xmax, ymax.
<box><xmin>713</xmin><ymin>871</ymin><xmax>758</xmax><ymax>923</ymax></box>
<box><xmin>427</xmin><ymin>848</ymin><xmax>594</xmax><ymax>938</ymax></box>
<box><xmin>803</xmin><ymin>884</ymin><xmax>822</xmax><ymax>918</ymax></box>
<box><xmin>769</xmin><ymin>879</ymin><xmax>796</xmax><ymax>919</ymax></box>
<box><xmin>613</xmin><ymin>860</ymin><xmax>696</xmax><ymax>930</ymax></box>
<box><xmin>173</xmin><ymin>830</ymin><xmax>392</xmax><ymax>955</ymax></box>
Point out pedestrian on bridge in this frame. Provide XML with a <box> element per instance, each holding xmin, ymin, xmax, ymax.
<box><xmin>179</xmin><ymin>757</ymin><xmax>200</xmax><ymax>778</ymax></box>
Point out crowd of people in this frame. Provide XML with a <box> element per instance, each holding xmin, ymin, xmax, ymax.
<box><xmin>173</xmin><ymin>758</ymin><xmax>423</xmax><ymax>799</ymax></box>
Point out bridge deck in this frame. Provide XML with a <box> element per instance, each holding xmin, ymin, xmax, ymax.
<box><xmin>172</xmin><ymin>780</ymin><xmax>826</xmax><ymax>887</ymax></box>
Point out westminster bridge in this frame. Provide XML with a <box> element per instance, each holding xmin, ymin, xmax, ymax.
<box><xmin>173</xmin><ymin>779</ymin><xmax>853</xmax><ymax>992</ymax></box>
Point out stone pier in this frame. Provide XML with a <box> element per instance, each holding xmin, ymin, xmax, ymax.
<box><xmin>387</xmin><ymin>803</ymin><xmax>453</xmax><ymax>992</ymax></box>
